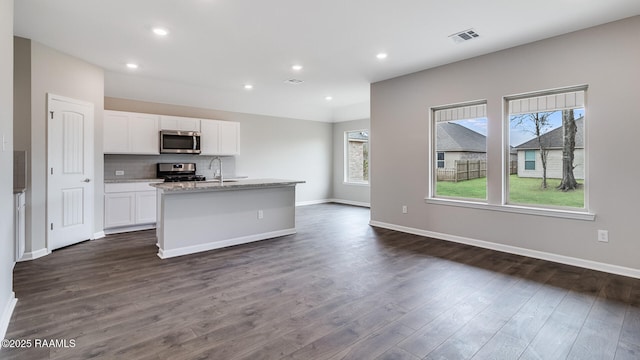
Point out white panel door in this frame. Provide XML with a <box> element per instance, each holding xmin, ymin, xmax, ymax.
<box><xmin>48</xmin><ymin>94</ymin><xmax>94</xmax><ymax>250</ymax></box>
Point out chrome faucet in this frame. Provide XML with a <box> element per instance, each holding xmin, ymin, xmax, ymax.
<box><xmin>208</xmin><ymin>156</ymin><xmax>223</xmax><ymax>184</ymax></box>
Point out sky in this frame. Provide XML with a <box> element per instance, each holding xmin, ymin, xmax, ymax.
<box><xmin>453</xmin><ymin>108</ymin><xmax>585</xmax><ymax>147</ymax></box>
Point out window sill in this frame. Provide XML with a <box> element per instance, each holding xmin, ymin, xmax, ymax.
<box><xmin>343</xmin><ymin>181</ymin><xmax>370</xmax><ymax>187</ymax></box>
<box><xmin>424</xmin><ymin>197</ymin><xmax>595</xmax><ymax>221</ymax></box>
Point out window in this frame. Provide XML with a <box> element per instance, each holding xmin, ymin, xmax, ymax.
<box><xmin>345</xmin><ymin>130</ymin><xmax>369</xmax><ymax>184</ymax></box>
<box><xmin>508</xmin><ymin>86</ymin><xmax>586</xmax><ymax>209</ymax></box>
<box><xmin>437</xmin><ymin>152</ymin><xmax>445</xmax><ymax>168</ymax></box>
<box><xmin>432</xmin><ymin>101</ymin><xmax>487</xmax><ymax>200</ymax></box>
<box><xmin>524</xmin><ymin>150</ymin><xmax>535</xmax><ymax>170</ymax></box>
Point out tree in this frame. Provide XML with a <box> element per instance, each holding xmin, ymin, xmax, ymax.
<box><xmin>512</xmin><ymin>112</ymin><xmax>554</xmax><ymax>189</ymax></box>
<box><xmin>557</xmin><ymin>109</ymin><xmax>578</xmax><ymax>191</ymax></box>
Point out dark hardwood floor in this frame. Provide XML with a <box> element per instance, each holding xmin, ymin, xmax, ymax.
<box><xmin>3</xmin><ymin>203</ymin><xmax>639</xmax><ymax>359</ymax></box>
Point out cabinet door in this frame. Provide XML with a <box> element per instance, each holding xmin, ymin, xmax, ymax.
<box><xmin>200</xmin><ymin>119</ymin><xmax>240</xmax><ymax>155</ymax></box>
<box><xmin>129</xmin><ymin>114</ymin><xmax>160</xmax><ymax>154</ymax></box>
<box><xmin>135</xmin><ymin>191</ymin><xmax>157</xmax><ymax>224</ymax></box>
<box><xmin>104</xmin><ymin>111</ymin><xmax>130</xmax><ymax>153</ymax></box>
<box><xmin>104</xmin><ymin>193</ymin><xmax>135</xmax><ymax>228</ymax></box>
<box><xmin>219</xmin><ymin>121</ymin><xmax>240</xmax><ymax>155</ymax></box>
<box><xmin>200</xmin><ymin>119</ymin><xmax>220</xmax><ymax>155</ymax></box>
<box><xmin>160</xmin><ymin>115</ymin><xmax>201</xmax><ymax>131</ymax></box>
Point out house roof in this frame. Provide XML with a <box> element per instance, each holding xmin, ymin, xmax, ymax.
<box><xmin>436</xmin><ymin>122</ymin><xmax>487</xmax><ymax>153</ymax></box>
<box><xmin>514</xmin><ymin>117</ymin><xmax>584</xmax><ymax>150</ymax></box>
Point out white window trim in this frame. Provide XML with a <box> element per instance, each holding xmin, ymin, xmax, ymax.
<box><xmin>344</xmin><ymin>129</ymin><xmax>370</xmax><ymax>185</ymax></box>
<box><xmin>429</xmin><ymin>99</ymin><xmax>488</xmax><ymax>201</ymax></box>
<box><xmin>425</xmin><ymin>197</ymin><xmax>595</xmax><ymax>221</ymax></box>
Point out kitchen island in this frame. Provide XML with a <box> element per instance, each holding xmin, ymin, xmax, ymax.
<box><xmin>151</xmin><ymin>179</ymin><xmax>305</xmax><ymax>259</ymax></box>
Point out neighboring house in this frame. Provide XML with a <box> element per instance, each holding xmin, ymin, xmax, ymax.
<box><xmin>436</xmin><ymin>122</ymin><xmax>487</xmax><ymax>169</ymax></box>
<box><xmin>514</xmin><ymin>117</ymin><xmax>584</xmax><ymax>179</ymax></box>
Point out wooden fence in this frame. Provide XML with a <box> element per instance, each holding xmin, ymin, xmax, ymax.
<box><xmin>437</xmin><ymin>160</ymin><xmax>517</xmax><ymax>182</ymax></box>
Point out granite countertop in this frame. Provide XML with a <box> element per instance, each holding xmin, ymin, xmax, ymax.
<box><xmin>105</xmin><ymin>178</ymin><xmax>164</xmax><ymax>183</ymax></box>
<box><xmin>151</xmin><ymin>179</ymin><xmax>305</xmax><ymax>193</ymax></box>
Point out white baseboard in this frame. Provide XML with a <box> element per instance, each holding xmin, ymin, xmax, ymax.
<box><xmin>0</xmin><ymin>292</ymin><xmax>17</xmax><ymax>340</ymax></box>
<box><xmin>92</xmin><ymin>231</ymin><xmax>106</xmax><ymax>240</ymax></box>
<box><xmin>296</xmin><ymin>199</ymin><xmax>331</xmax><ymax>206</ymax></box>
<box><xmin>296</xmin><ymin>199</ymin><xmax>371</xmax><ymax>207</ymax></box>
<box><xmin>369</xmin><ymin>220</ymin><xmax>640</xmax><ymax>279</ymax></box>
<box><xmin>104</xmin><ymin>224</ymin><xmax>156</xmax><ymax>235</ymax></box>
<box><xmin>329</xmin><ymin>199</ymin><xmax>371</xmax><ymax>208</ymax></box>
<box><xmin>18</xmin><ymin>248</ymin><xmax>50</xmax><ymax>262</ymax></box>
<box><xmin>158</xmin><ymin>228</ymin><xmax>297</xmax><ymax>259</ymax></box>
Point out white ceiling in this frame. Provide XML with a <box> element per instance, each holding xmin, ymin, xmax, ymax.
<box><xmin>13</xmin><ymin>0</ymin><xmax>640</xmax><ymax>122</ymax></box>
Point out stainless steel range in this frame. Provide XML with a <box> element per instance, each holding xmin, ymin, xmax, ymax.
<box><xmin>157</xmin><ymin>163</ymin><xmax>206</xmax><ymax>182</ymax></box>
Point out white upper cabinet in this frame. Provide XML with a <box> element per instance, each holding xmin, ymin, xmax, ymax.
<box><xmin>160</xmin><ymin>115</ymin><xmax>201</xmax><ymax>132</ymax></box>
<box><xmin>104</xmin><ymin>111</ymin><xmax>159</xmax><ymax>154</ymax></box>
<box><xmin>200</xmin><ymin>119</ymin><xmax>240</xmax><ymax>156</ymax></box>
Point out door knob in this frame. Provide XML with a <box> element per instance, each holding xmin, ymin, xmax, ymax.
<box><xmin>83</xmin><ymin>178</ymin><xmax>91</xmax><ymax>183</ymax></box>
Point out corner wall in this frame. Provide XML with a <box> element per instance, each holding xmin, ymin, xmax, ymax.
<box><xmin>0</xmin><ymin>0</ymin><xmax>16</xmax><ymax>339</ymax></box>
<box><xmin>332</xmin><ymin>118</ymin><xmax>370</xmax><ymax>206</ymax></box>
<box><xmin>370</xmin><ymin>16</ymin><xmax>640</xmax><ymax>275</ymax></box>
<box><xmin>13</xmin><ymin>38</ymin><xmax>104</xmax><ymax>256</ymax></box>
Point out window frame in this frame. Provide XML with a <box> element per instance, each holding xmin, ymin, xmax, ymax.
<box><xmin>429</xmin><ymin>100</ymin><xmax>488</xmax><ymax>202</ymax></box>
<box><xmin>344</xmin><ymin>129</ymin><xmax>370</xmax><ymax>185</ymax></box>
<box><xmin>524</xmin><ymin>150</ymin><xmax>536</xmax><ymax>170</ymax></box>
<box><xmin>424</xmin><ymin>85</ymin><xmax>594</xmax><ymax>221</ymax></box>
<box><xmin>504</xmin><ymin>85</ymin><xmax>589</xmax><ymax>212</ymax></box>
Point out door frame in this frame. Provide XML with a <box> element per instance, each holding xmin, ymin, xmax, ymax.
<box><xmin>46</xmin><ymin>93</ymin><xmax>95</xmax><ymax>252</ymax></box>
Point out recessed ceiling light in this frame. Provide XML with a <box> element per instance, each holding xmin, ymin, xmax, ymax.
<box><xmin>325</xmin><ymin>96</ymin><xmax>333</xmax><ymax>101</ymax></box>
<box><xmin>244</xmin><ymin>84</ymin><xmax>253</xmax><ymax>90</ymax></box>
<box><xmin>126</xmin><ymin>63</ymin><xmax>139</xmax><ymax>69</ymax></box>
<box><xmin>292</xmin><ymin>65</ymin><xmax>303</xmax><ymax>71</ymax></box>
<box><xmin>376</xmin><ymin>53</ymin><xmax>388</xmax><ymax>60</ymax></box>
<box><xmin>152</xmin><ymin>27</ymin><xmax>169</xmax><ymax>36</ymax></box>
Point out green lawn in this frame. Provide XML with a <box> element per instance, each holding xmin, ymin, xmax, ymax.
<box><xmin>436</xmin><ymin>175</ymin><xmax>584</xmax><ymax>208</ymax></box>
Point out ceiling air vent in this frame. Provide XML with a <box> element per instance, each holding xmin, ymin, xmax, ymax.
<box><xmin>449</xmin><ymin>29</ymin><xmax>480</xmax><ymax>44</ymax></box>
<box><xmin>284</xmin><ymin>79</ymin><xmax>304</xmax><ymax>85</ymax></box>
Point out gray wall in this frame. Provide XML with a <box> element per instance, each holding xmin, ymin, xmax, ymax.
<box><xmin>371</xmin><ymin>16</ymin><xmax>640</xmax><ymax>272</ymax></box>
<box><xmin>332</xmin><ymin>118</ymin><xmax>370</xmax><ymax>206</ymax></box>
<box><xmin>104</xmin><ymin>97</ymin><xmax>333</xmax><ymax>204</ymax></box>
<box><xmin>13</xmin><ymin>38</ymin><xmax>104</xmax><ymax>254</ymax></box>
<box><xmin>0</xmin><ymin>0</ymin><xmax>14</xmax><ymax>338</ymax></box>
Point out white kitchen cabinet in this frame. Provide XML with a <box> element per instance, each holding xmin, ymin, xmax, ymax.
<box><xmin>160</xmin><ymin>115</ymin><xmax>201</xmax><ymax>132</ymax></box>
<box><xmin>104</xmin><ymin>182</ymin><xmax>159</xmax><ymax>233</ymax></box>
<box><xmin>104</xmin><ymin>111</ymin><xmax>160</xmax><ymax>154</ymax></box>
<box><xmin>200</xmin><ymin>119</ymin><xmax>240</xmax><ymax>155</ymax></box>
<box><xmin>135</xmin><ymin>191</ymin><xmax>157</xmax><ymax>224</ymax></box>
<box><xmin>104</xmin><ymin>192</ymin><xmax>135</xmax><ymax>228</ymax></box>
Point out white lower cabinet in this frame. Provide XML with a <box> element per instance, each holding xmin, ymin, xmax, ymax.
<box><xmin>105</xmin><ymin>182</ymin><xmax>159</xmax><ymax>233</ymax></box>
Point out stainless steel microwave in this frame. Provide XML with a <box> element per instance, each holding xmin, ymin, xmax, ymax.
<box><xmin>160</xmin><ymin>130</ymin><xmax>201</xmax><ymax>154</ymax></box>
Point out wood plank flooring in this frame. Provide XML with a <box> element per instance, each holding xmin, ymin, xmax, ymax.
<box><xmin>2</xmin><ymin>203</ymin><xmax>639</xmax><ymax>359</ymax></box>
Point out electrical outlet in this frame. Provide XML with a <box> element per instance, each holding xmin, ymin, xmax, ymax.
<box><xmin>258</xmin><ymin>210</ymin><xmax>264</xmax><ymax>219</ymax></box>
<box><xmin>402</xmin><ymin>205</ymin><xmax>408</xmax><ymax>214</ymax></box>
<box><xmin>115</xmin><ymin>170</ymin><xmax>124</xmax><ymax>176</ymax></box>
<box><xmin>597</xmin><ymin>230</ymin><xmax>609</xmax><ymax>243</ymax></box>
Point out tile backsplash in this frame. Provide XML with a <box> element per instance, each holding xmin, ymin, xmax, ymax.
<box><xmin>104</xmin><ymin>154</ymin><xmax>236</xmax><ymax>180</ymax></box>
